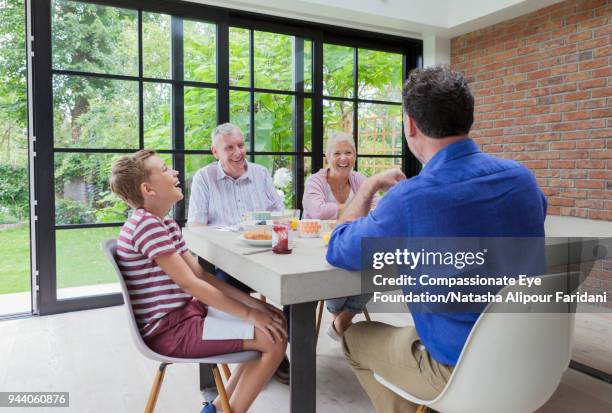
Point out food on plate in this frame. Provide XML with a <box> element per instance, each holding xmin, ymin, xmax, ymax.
<box><xmin>243</xmin><ymin>229</ymin><xmax>272</xmax><ymax>240</ymax></box>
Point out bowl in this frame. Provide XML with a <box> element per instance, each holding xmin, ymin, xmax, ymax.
<box><xmin>298</xmin><ymin>219</ymin><xmax>322</xmax><ymax>238</ymax></box>
<box><xmin>249</xmin><ymin>211</ymin><xmax>272</xmax><ymax>221</ymax></box>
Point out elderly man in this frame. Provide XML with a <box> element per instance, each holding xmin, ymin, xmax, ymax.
<box><xmin>188</xmin><ymin>122</ymin><xmax>290</xmax><ymax>384</ymax></box>
<box><xmin>326</xmin><ymin>66</ymin><xmax>547</xmax><ymax>412</ymax></box>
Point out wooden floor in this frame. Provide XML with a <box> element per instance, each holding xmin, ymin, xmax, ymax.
<box><xmin>0</xmin><ymin>306</ymin><xmax>611</xmax><ymax>413</ymax></box>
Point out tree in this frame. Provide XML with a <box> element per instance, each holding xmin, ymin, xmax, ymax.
<box><xmin>1</xmin><ymin>1</ymin><xmax>404</xmax><ymax>223</ymax></box>
<box><xmin>0</xmin><ymin>0</ymin><xmax>27</xmax><ymax>168</ymax></box>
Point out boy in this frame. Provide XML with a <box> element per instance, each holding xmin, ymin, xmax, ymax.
<box><xmin>110</xmin><ymin>149</ymin><xmax>287</xmax><ymax>413</ymax></box>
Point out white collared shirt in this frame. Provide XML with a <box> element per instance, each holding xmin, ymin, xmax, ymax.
<box><xmin>187</xmin><ymin>161</ymin><xmax>284</xmax><ymax>226</ymax></box>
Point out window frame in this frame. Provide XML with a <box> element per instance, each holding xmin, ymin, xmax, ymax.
<box><xmin>31</xmin><ymin>0</ymin><xmax>422</xmax><ymax>315</ymax></box>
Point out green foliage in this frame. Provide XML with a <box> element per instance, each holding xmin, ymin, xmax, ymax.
<box><xmin>55</xmin><ymin>198</ymin><xmax>96</xmax><ymax>225</ymax></box>
<box><xmin>254</xmin><ymin>31</ymin><xmax>294</xmax><ymax>90</ymax></box>
<box><xmin>94</xmin><ymin>191</ymin><xmax>129</xmax><ymax>223</ymax></box>
<box><xmin>324</xmin><ymin>44</ymin><xmax>354</xmax><ymax>98</ymax></box>
<box><xmin>184</xmin><ymin>20</ymin><xmax>216</xmax><ymax>83</ymax></box>
<box><xmin>185</xmin><ymin>87</ymin><xmax>216</xmax><ymax>150</ymax></box>
<box><xmin>0</xmin><ymin>164</ymin><xmax>28</xmax><ymax>222</ymax></box>
<box><xmin>0</xmin><ymin>0</ymin><xmax>28</xmax><ymax>168</ymax></box>
<box><xmin>1</xmin><ymin>1</ymin><xmax>403</xmax><ymax>221</ymax></box>
<box><xmin>142</xmin><ymin>12</ymin><xmax>171</xmax><ymax>78</ymax></box>
<box><xmin>229</xmin><ymin>28</ymin><xmax>250</xmax><ymax>87</ymax></box>
<box><xmin>51</xmin><ymin>0</ymin><xmax>138</xmax><ymax>75</ymax></box>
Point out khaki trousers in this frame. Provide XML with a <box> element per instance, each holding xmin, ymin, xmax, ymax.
<box><xmin>342</xmin><ymin>321</ymin><xmax>453</xmax><ymax>413</ymax></box>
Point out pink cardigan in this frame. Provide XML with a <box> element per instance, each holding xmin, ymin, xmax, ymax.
<box><xmin>302</xmin><ymin>168</ymin><xmax>378</xmax><ymax>219</ymax></box>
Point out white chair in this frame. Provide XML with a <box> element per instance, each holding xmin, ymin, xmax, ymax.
<box><xmin>373</xmin><ymin>272</ymin><xmax>577</xmax><ymax>413</ymax></box>
<box><xmin>102</xmin><ymin>239</ymin><xmax>260</xmax><ymax>413</ymax></box>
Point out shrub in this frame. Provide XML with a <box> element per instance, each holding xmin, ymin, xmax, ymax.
<box><xmin>55</xmin><ymin>198</ymin><xmax>96</xmax><ymax>225</ymax></box>
<box><xmin>0</xmin><ymin>164</ymin><xmax>29</xmax><ymax>222</ymax></box>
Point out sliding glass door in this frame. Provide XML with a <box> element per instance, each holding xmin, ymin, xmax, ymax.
<box><xmin>0</xmin><ymin>0</ymin><xmax>32</xmax><ymax>316</ymax></box>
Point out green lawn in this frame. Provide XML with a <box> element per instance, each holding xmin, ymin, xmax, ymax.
<box><xmin>0</xmin><ymin>225</ymin><xmax>31</xmax><ymax>294</ymax></box>
<box><xmin>0</xmin><ymin>225</ymin><xmax>120</xmax><ymax>294</ymax></box>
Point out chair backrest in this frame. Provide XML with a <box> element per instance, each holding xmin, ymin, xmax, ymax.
<box><xmin>101</xmin><ymin>239</ymin><xmax>170</xmax><ymax>363</ymax></box>
<box><xmin>430</xmin><ymin>272</ymin><xmax>577</xmax><ymax>413</ymax></box>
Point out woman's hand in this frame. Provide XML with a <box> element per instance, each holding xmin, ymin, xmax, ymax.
<box><xmin>247</xmin><ymin>308</ymin><xmax>288</xmax><ymax>344</ymax></box>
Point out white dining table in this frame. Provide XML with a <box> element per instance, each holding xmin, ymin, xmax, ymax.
<box><xmin>183</xmin><ymin>225</ymin><xmax>379</xmax><ymax>413</ymax></box>
<box><xmin>183</xmin><ymin>222</ymin><xmax>612</xmax><ymax>413</ymax></box>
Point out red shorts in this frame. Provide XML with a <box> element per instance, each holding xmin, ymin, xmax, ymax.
<box><xmin>144</xmin><ymin>299</ymin><xmax>243</xmax><ymax>358</ymax></box>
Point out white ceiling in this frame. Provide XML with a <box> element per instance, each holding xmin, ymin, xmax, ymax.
<box><xmin>191</xmin><ymin>0</ymin><xmax>565</xmax><ymax>38</ymax></box>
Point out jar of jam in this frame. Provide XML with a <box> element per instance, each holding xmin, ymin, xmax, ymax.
<box><xmin>272</xmin><ymin>221</ymin><xmax>292</xmax><ymax>254</ymax></box>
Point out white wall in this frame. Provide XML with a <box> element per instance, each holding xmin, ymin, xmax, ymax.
<box><xmin>191</xmin><ymin>0</ymin><xmax>565</xmax><ymax>38</ymax></box>
<box><xmin>423</xmin><ymin>35</ymin><xmax>451</xmax><ymax>67</ymax></box>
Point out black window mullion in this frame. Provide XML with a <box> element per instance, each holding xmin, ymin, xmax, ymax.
<box><xmin>294</xmin><ymin>38</ymin><xmax>305</xmax><ymax>210</ymax></box>
<box><xmin>138</xmin><ymin>10</ymin><xmax>144</xmax><ymax>149</ymax></box>
<box><xmin>170</xmin><ymin>16</ymin><xmax>185</xmax><ymax>221</ymax></box>
<box><xmin>248</xmin><ymin>29</ymin><xmax>255</xmax><ymax>162</ymax></box>
<box><xmin>51</xmin><ymin>68</ymin><xmax>216</xmax><ymax>88</ymax></box>
<box><xmin>403</xmin><ymin>44</ymin><xmax>422</xmax><ymax>178</ymax></box>
<box><xmin>353</xmin><ymin>47</ymin><xmax>359</xmax><ymax>172</ymax></box>
<box><xmin>311</xmin><ymin>37</ymin><xmax>324</xmax><ymax>173</ymax></box>
<box><xmin>217</xmin><ymin>17</ymin><xmax>230</xmax><ymax>124</ymax></box>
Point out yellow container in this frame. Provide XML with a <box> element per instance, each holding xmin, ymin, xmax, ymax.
<box><xmin>290</xmin><ymin>218</ymin><xmax>299</xmax><ymax>230</ymax></box>
<box><xmin>322</xmin><ymin>231</ymin><xmax>332</xmax><ymax>246</ymax></box>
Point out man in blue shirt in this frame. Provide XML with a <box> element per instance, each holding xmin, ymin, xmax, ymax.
<box><xmin>326</xmin><ymin>66</ymin><xmax>546</xmax><ymax>413</ymax></box>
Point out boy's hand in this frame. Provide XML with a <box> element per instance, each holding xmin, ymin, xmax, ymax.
<box><xmin>247</xmin><ymin>308</ymin><xmax>287</xmax><ymax>344</ymax></box>
<box><xmin>262</xmin><ymin>302</ymin><xmax>287</xmax><ymax>330</ymax></box>
<box><xmin>247</xmin><ymin>297</ymin><xmax>286</xmax><ymax>323</ymax></box>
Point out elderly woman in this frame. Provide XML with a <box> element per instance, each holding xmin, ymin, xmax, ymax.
<box><xmin>302</xmin><ymin>132</ymin><xmax>377</xmax><ymax>340</ymax></box>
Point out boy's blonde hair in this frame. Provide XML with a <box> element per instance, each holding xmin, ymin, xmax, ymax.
<box><xmin>109</xmin><ymin>149</ymin><xmax>157</xmax><ymax>208</ymax></box>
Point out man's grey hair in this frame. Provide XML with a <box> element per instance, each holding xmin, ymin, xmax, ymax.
<box><xmin>211</xmin><ymin>122</ymin><xmax>243</xmax><ymax>149</ymax></box>
<box><xmin>326</xmin><ymin>131</ymin><xmax>356</xmax><ymax>158</ymax></box>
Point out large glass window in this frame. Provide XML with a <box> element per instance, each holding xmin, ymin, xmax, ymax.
<box><xmin>323</xmin><ymin>44</ymin><xmax>404</xmax><ymax>176</ymax></box>
<box><xmin>35</xmin><ymin>0</ymin><xmax>418</xmax><ymax>313</ymax></box>
<box><xmin>229</xmin><ymin>28</ymin><xmax>313</xmax><ymax>207</ymax></box>
<box><xmin>49</xmin><ymin>1</ymin><xmax>224</xmax><ymax>300</ymax></box>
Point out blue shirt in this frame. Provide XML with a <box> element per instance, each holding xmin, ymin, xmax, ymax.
<box><xmin>326</xmin><ymin>138</ymin><xmax>547</xmax><ymax>366</ymax></box>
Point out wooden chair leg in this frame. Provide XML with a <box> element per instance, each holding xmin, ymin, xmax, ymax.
<box><xmin>145</xmin><ymin>362</ymin><xmax>169</xmax><ymax>413</ymax></box>
<box><xmin>221</xmin><ymin>364</ymin><xmax>231</xmax><ymax>381</ymax></box>
<box><xmin>315</xmin><ymin>300</ymin><xmax>324</xmax><ymax>341</ymax></box>
<box><xmin>416</xmin><ymin>405</ymin><xmax>427</xmax><ymax>413</ymax></box>
<box><xmin>363</xmin><ymin>307</ymin><xmax>372</xmax><ymax>322</ymax></box>
<box><xmin>212</xmin><ymin>365</ymin><xmax>232</xmax><ymax>413</ymax></box>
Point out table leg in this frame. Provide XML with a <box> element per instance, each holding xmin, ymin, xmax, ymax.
<box><xmin>199</xmin><ymin>363</ymin><xmax>215</xmax><ymax>390</ymax></box>
<box><xmin>290</xmin><ymin>301</ymin><xmax>317</xmax><ymax>413</ymax></box>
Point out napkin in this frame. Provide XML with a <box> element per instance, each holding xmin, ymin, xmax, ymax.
<box><xmin>202</xmin><ymin>307</ymin><xmax>255</xmax><ymax>340</ymax></box>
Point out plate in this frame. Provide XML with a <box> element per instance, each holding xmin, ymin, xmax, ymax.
<box><xmin>238</xmin><ymin>234</ymin><xmax>272</xmax><ymax>247</ymax></box>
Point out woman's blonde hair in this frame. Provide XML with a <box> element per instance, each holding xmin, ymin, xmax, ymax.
<box><xmin>325</xmin><ymin>131</ymin><xmax>356</xmax><ymax>159</ymax></box>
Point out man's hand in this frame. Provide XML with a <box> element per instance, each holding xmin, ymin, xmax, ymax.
<box><xmin>367</xmin><ymin>168</ymin><xmax>406</xmax><ymax>192</ymax></box>
<box><xmin>338</xmin><ymin>168</ymin><xmax>406</xmax><ymax>225</ymax></box>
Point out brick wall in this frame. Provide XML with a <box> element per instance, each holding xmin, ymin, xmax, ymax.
<box><xmin>451</xmin><ymin>0</ymin><xmax>611</xmax><ymax>221</ymax></box>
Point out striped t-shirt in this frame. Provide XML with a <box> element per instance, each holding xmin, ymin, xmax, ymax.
<box><xmin>116</xmin><ymin>208</ymin><xmax>192</xmax><ymax>338</ymax></box>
